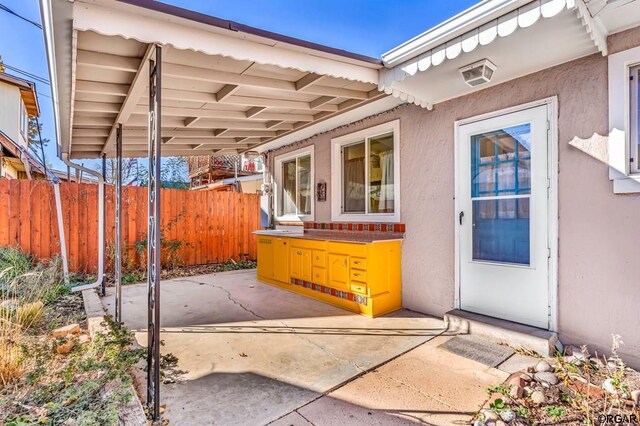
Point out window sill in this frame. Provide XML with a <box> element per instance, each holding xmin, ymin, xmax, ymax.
<box><xmin>275</xmin><ymin>214</ymin><xmax>314</xmax><ymax>223</ymax></box>
<box><xmin>613</xmin><ymin>174</ymin><xmax>640</xmax><ymax>193</ymax></box>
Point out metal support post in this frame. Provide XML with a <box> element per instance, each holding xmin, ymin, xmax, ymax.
<box><xmin>101</xmin><ymin>154</ymin><xmax>107</xmax><ymax>296</ymax></box>
<box><xmin>115</xmin><ymin>124</ymin><xmax>123</xmax><ymax>323</ymax></box>
<box><xmin>147</xmin><ymin>45</ymin><xmax>162</xmax><ymax>421</ymax></box>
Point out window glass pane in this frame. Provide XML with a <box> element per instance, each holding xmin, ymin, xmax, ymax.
<box><xmin>298</xmin><ymin>155</ymin><xmax>311</xmax><ymax>215</ymax></box>
<box><xmin>343</xmin><ymin>142</ymin><xmax>366</xmax><ymax>213</ymax></box>
<box><xmin>634</xmin><ymin>66</ymin><xmax>640</xmax><ymax>168</ymax></box>
<box><xmin>282</xmin><ymin>159</ymin><xmax>297</xmax><ymax>215</ymax></box>
<box><xmin>471</xmin><ymin>124</ymin><xmax>531</xmax><ymax>197</ymax></box>
<box><xmin>473</xmin><ymin>198</ymin><xmax>530</xmax><ymax>264</ymax></box>
<box><xmin>369</xmin><ymin>133</ymin><xmax>394</xmax><ymax>213</ymax></box>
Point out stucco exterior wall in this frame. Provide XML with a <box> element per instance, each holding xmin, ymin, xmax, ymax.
<box><xmin>267</xmin><ymin>27</ymin><xmax>640</xmax><ymax>367</ymax></box>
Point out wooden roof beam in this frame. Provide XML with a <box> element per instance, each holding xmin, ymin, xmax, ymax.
<box><xmin>76</xmin><ymin>50</ymin><xmax>139</xmax><ymax>73</ymax></box>
<box><xmin>295</xmin><ymin>73</ymin><xmax>324</xmax><ymax>91</ymax></box>
<box><xmin>102</xmin><ymin>44</ymin><xmax>155</xmax><ymax>154</ymax></box>
<box><xmin>245</xmin><ymin>106</ymin><xmax>266</xmax><ymax>118</ymax></box>
<box><xmin>215</xmin><ymin>84</ymin><xmax>239</xmax><ymax>102</ymax></box>
<box><xmin>75</xmin><ymin>80</ymin><xmax>128</xmax><ymax>97</ymax></box>
<box><xmin>310</xmin><ymin>96</ymin><xmax>335</xmax><ymax>110</ymax></box>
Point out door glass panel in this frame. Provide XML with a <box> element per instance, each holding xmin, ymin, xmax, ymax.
<box><xmin>298</xmin><ymin>155</ymin><xmax>312</xmax><ymax>215</ymax></box>
<box><xmin>343</xmin><ymin>142</ymin><xmax>366</xmax><ymax>213</ymax></box>
<box><xmin>471</xmin><ymin>124</ymin><xmax>531</xmax><ymax>265</ymax></box>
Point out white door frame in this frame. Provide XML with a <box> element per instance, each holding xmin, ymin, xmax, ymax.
<box><xmin>453</xmin><ymin>96</ymin><xmax>559</xmax><ymax>332</ymax></box>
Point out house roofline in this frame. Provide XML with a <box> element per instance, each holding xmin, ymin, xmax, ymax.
<box><xmin>0</xmin><ymin>72</ymin><xmax>40</xmax><ymax>116</ymax></box>
<box><xmin>118</xmin><ymin>0</ymin><xmax>383</xmax><ymax>66</ymax></box>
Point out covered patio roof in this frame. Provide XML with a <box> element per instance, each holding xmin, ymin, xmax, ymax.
<box><xmin>42</xmin><ymin>0</ymin><xmax>391</xmax><ymax>159</ymax></box>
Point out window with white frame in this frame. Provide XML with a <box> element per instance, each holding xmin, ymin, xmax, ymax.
<box><xmin>631</xmin><ymin>64</ymin><xmax>639</xmax><ymax>173</ymax></box>
<box><xmin>275</xmin><ymin>146</ymin><xmax>314</xmax><ymax>220</ymax></box>
<box><xmin>20</xmin><ymin>101</ymin><xmax>29</xmax><ymax>139</ymax></box>
<box><xmin>608</xmin><ymin>46</ymin><xmax>640</xmax><ymax>193</ymax></box>
<box><xmin>331</xmin><ymin>120</ymin><xmax>400</xmax><ymax>222</ymax></box>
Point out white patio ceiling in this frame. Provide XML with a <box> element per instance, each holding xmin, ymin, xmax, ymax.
<box><xmin>42</xmin><ymin>0</ymin><xmax>386</xmax><ymax>159</ymax></box>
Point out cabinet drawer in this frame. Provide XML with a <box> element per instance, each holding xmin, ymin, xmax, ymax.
<box><xmin>312</xmin><ymin>267</ymin><xmax>326</xmax><ymax>285</ymax></box>
<box><xmin>350</xmin><ymin>257</ymin><xmax>367</xmax><ymax>270</ymax></box>
<box><xmin>350</xmin><ymin>269</ymin><xmax>367</xmax><ymax>282</ymax></box>
<box><xmin>312</xmin><ymin>250</ymin><xmax>326</xmax><ymax>268</ymax></box>
<box><xmin>350</xmin><ymin>282</ymin><xmax>367</xmax><ymax>295</ymax></box>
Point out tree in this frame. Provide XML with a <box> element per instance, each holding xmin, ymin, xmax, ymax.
<box><xmin>0</xmin><ymin>55</ymin><xmax>5</xmax><ymax>73</ymax></box>
<box><xmin>100</xmin><ymin>157</ymin><xmax>147</xmax><ymax>186</ymax></box>
<box><xmin>28</xmin><ymin>116</ymin><xmax>49</xmax><ymax>149</ymax></box>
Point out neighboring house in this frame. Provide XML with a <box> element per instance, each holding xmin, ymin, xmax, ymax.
<box><xmin>0</xmin><ymin>73</ymin><xmax>46</xmax><ymax>179</ymax></box>
<box><xmin>188</xmin><ymin>154</ymin><xmax>264</xmax><ymax>190</ymax></box>
<box><xmin>42</xmin><ymin>0</ymin><xmax>640</xmax><ymax>367</ymax></box>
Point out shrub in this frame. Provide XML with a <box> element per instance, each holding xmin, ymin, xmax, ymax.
<box><xmin>15</xmin><ymin>301</ymin><xmax>44</xmax><ymax>329</ymax></box>
<box><xmin>0</xmin><ymin>247</ymin><xmax>33</xmax><ymax>289</ymax></box>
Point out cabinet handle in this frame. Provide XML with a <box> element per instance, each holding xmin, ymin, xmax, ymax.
<box><xmin>354</xmin><ymin>273</ymin><xmax>361</xmax><ymax>277</ymax></box>
<box><xmin>315</xmin><ymin>274</ymin><xmax>320</xmax><ymax>278</ymax></box>
<box><xmin>316</xmin><ymin>256</ymin><xmax>319</xmax><ymax>260</ymax></box>
<box><xmin>354</xmin><ymin>261</ymin><xmax>361</xmax><ymax>265</ymax></box>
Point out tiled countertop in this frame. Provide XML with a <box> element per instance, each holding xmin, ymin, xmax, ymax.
<box><xmin>253</xmin><ymin>229</ymin><xmax>404</xmax><ymax>244</ymax></box>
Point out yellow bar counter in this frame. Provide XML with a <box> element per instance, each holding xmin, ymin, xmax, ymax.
<box><xmin>254</xmin><ymin>230</ymin><xmax>403</xmax><ymax>317</ymax></box>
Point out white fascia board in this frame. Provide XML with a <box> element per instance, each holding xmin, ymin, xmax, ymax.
<box><xmin>72</xmin><ymin>1</ymin><xmax>379</xmax><ymax>84</ymax></box>
<box><xmin>39</xmin><ymin>0</ymin><xmax>74</xmax><ymax>156</ymax></box>
<box><xmin>382</xmin><ymin>0</ymin><xmax>529</xmax><ymax>66</ymax></box>
<box><xmin>255</xmin><ymin>97</ymin><xmax>405</xmax><ymax>153</ymax></box>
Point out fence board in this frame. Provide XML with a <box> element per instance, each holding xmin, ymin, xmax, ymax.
<box><xmin>0</xmin><ymin>180</ymin><xmax>260</xmax><ymax>273</ymax></box>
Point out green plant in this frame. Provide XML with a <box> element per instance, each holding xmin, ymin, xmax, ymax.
<box><xmin>489</xmin><ymin>398</ymin><xmax>508</xmax><ymax>411</ymax></box>
<box><xmin>513</xmin><ymin>406</ymin><xmax>529</xmax><ymax>418</ymax></box>
<box><xmin>545</xmin><ymin>405</ymin><xmax>566</xmax><ymax>418</ymax></box>
<box><xmin>487</xmin><ymin>384</ymin><xmax>511</xmax><ymax>396</ymax></box>
<box><xmin>15</xmin><ymin>301</ymin><xmax>44</xmax><ymax>329</ymax></box>
<box><xmin>0</xmin><ymin>246</ymin><xmax>33</xmax><ymax>288</ymax></box>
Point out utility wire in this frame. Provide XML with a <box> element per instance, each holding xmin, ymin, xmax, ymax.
<box><xmin>0</xmin><ymin>3</ymin><xmax>42</xmax><ymax>29</ymax></box>
<box><xmin>3</xmin><ymin>63</ymin><xmax>50</xmax><ymax>85</ymax></box>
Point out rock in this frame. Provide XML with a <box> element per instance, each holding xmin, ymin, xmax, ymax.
<box><xmin>535</xmin><ymin>360</ymin><xmax>553</xmax><ymax>372</ymax></box>
<box><xmin>77</xmin><ymin>334</ymin><xmax>90</xmax><ymax>345</ymax></box>
<box><xmin>56</xmin><ymin>340</ymin><xmax>74</xmax><ymax>355</ymax></box>
<box><xmin>482</xmin><ymin>410</ymin><xmax>499</xmax><ymax>421</ymax></box>
<box><xmin>510</xmin><ymin>385</ymin><xmax>524</xmax><ymax>399</ymax></box>
<box><xmin>496</xmin><ymin>421</ymin><xmax>506</xmax><ymax>426</ymax></box>
<box><xmin>474</xmin><ymin>421</ymin><xmax>485</xmax><ymax>426</ymax></box>
<box><xmin>518</xmin><ymin>372</ymin><xmax>533</xmax><ymax>382</ymax></box>
<box><xmin>534</xmin><ymin>372</ymin><xmax>558</xmax><ymax>386</ymax></box>
<box><xmin>485</xmin><ymin>421</ymin><xmax>496</xmax><ymax>426</ymax></box>
<box><xmin>631</xmin><ymin>390</ymin><xmax>640</xmax><ymax>406</ymax></box>
<box><xmin>508</xmin><ymin>376</ymin><xmax>526</xmax><ymax>388</ymax></box>
<box><xmin>523</xmin><ymin>386</ymin><xmax>534</xmax><ymax>397</ymax></box>
<box><xmin>500</xmin><ymin>410</ymin><xmax>516</xmax><ymax>422</ymax></box>
<box><xmin>52</xmin><ymin>323</ymin><xmax>81</xmax><ymax>338</ymax></box>
<box><xmin>603</xmin><ymin>378</ymin><xmax>618</xmax><ymax>395</ymax></box>
<box><xmin>0</xmin><ymin>299</ymin><xmax>18</xmax><ymax>310</ymax></box>
<box><xmin>530</xmin><ymin>390</ymin><xmax>546</xmax><ymax>405</ymax></box>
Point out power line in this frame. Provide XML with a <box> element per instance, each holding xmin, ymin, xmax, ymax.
<box><xmin>3</xmin><ymin>63</ymin><xmax>50</xmax><ymax>85</ymax></box>
<box><xmin>0</xmin><ymin>3</ymin><xmax>42</xmax><ymax>29</ymax></box>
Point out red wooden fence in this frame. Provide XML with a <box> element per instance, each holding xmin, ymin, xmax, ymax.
<box><xmin>0</xmin><ymin>180</ymin><xmax>260</xmax><ymax>273</ymax></box>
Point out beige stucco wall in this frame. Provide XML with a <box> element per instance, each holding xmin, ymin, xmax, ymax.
<box><xmin>267</xmin><ymin>27</ymin><xmax>640</xmax><ymax>367</ymax></box>
<box><xmin>0</xmin><ymin>159</ymin><xmax>19</xmax><ymax>179</ymax></box>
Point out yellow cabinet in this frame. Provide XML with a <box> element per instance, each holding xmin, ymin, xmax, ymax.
<box><xmin>273</xmin><ymin>238</ymin><xmax>289</xmax><ymax>283</ymax></box>
<box><xmin>327</xmin><ymin>253</ymin><xmax>350</xmax><ymax>291</ymax></box>
<box><xmin>257</xmin><ymin>237</ymin><xmax>274</xmax><ymax>279</ymax></box>
<box><xmin>256</xmin><ymin>234</ymin><xmax>402</xmax><ymax>318</ymax></box>
<box><xmin>290</xmin><ymin>246</ymin><xmax>312</xmax><ymax>282</ymax></box>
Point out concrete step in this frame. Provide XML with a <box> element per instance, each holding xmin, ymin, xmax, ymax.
<box><xmin>443</xmin><ymin>309</ymin><xmax>560</xmax><ymax>357</ymax></box>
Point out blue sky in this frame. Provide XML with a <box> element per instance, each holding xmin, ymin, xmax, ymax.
<box><xmin>0</xmin><ymin>0</ymin><xmax>477</xmax><ymax>171</ymax></box>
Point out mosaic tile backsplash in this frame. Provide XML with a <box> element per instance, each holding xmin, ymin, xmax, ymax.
<box><xmin>303</xmin><ymin>222</ymin><xmax>406</xmax><ymax>233</ymax></box>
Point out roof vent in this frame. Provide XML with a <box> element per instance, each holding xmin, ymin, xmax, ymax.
<box><xmin>459</xmin><ymin>59</ymin><xmax>496</xmax><ymax>87</ymax></box>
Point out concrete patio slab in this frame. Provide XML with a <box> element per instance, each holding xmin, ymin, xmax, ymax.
<box><xmin>293</xmin><ymin>335</ymin><xmax>509</xmax><ymax>426</ymax></box>
<box><xmin>101</xmin><ymin>270</ymin><xmax>447</xmax><ymax>425</ymax></box>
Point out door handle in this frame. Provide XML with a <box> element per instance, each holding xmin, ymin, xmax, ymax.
<box><xmin>459</xmin><ymin>211</ymin><xmax>464</xmax><ymax>225</ymax></box>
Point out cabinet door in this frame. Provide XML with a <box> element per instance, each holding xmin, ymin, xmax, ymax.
<box><xmin>273</xmin><ymin>238</ymin><xmax>289</xmax><ymax>283</ymax></box>
<box><xmin>290</xmin><ymin>248</ymin><xmax>301</xmax><ymax>279</ymax></box>
<box><xmin>257</xmin><ymin>237</ymin><xmax>274</xmax><ymax>279</ymax></box>
<box><xmin>301</xmin><ymin>249</ymin><xmax>313</xmax><ymax>282</ymax></box>
<box><xmin>328</xmin><ymin>253</ymin><xmax>350</xmax><ymax>291</ymax></box>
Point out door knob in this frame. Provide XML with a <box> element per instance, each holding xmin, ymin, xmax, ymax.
<box><xmin>459</xmin><ymin>211</ymin><xmax>464</xmax><ymax>225</ymax></box>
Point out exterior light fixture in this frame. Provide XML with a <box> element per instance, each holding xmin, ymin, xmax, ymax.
<box><xmin>459</xmin><ymin>59</ymin><xmax>497</xmax><ymax>87</ymax></box>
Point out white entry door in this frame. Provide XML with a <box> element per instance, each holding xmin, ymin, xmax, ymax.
<box><xmin>458</xmin><ymin>105</ymin><xmax>550</xmax><ymax>329</ymax></box>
